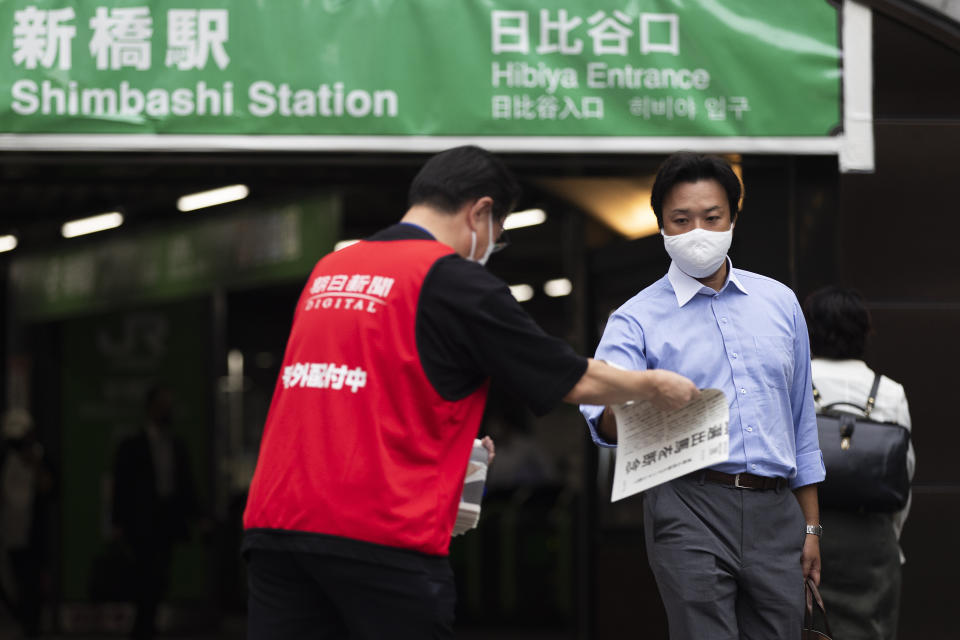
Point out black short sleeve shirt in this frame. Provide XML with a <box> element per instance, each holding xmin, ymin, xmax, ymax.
<box><xmin>369</xmin><ymin>223</ymin><xmax>587</xmax><ymax>416</ymax></box>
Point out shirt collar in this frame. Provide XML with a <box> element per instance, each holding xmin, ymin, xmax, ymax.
<box><xmin>666</xmin><ymin>258</ymin><xmax>749</xmax><ymax>307</ymax></box>
<box><xmin>397</xmin><ymin>221</ymin><xmax>435</xmax><ymax>238</ymax></box>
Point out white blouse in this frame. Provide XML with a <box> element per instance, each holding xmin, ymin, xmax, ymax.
<box><xmin>811</xmin><ymin>358</ymin><xmax>915</xmax><ymax>562</ymax></box>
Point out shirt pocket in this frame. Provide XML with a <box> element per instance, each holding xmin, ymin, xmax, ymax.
<box><xmin>753</xmin><ymin>335</ymin><xmax>794</xmax><ymax>390</ymax></box>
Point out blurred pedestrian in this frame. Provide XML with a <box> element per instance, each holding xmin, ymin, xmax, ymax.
<box><xmin>483</xmin><ymin>391</ymin><xmax>559</xmax><ymax>491</ymax></box>
<box><xmin>804</xmin><ymin>285</ymin><xmax>914</xmax><ymax>640</ymax></box>
<box><xmin>112</xmin><ymin>384</ymin><xmax>198</xmax><ymax>639</ymax></box>
<box><xmin>0</xmin><ymin>408</ymin><xmax>54</xmax><ymax>638</ymax></box>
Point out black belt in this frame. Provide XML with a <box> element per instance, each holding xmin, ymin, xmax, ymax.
<box><xmin>700</xmin><ymin>470</ymin><xmax>786</xmax><ymax>491</ymax></box>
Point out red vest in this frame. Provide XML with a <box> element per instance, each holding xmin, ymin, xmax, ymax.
<box><xmin>243</xmin><ymin>238</ymin><xmax>489</xmax><ymax>556</ymax></box>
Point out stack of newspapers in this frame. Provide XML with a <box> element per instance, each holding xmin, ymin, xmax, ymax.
<box><xmin>452</xmin><ymin>439</ymin><xmax>489</xmax><ymax>536</ymax></box>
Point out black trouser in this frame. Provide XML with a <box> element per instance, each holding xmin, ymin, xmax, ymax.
<box><xmin>7</xmin><ymin>547</ymin><xmax>43</xmax><ymax>637</ymax></box>
<box><xmin>131</xmin><ymin>540</ymin><xmax>173</xmax><ymax>640</ymax></box>
<box><xmin>247</xmin><ymin>549</ymin><xmax>456</xmax><ymax>640</ymax></box>
<box><xmin>818</xmin><ymin>509</ymin><xmax>901</xmax><ymax>640</ymax></box>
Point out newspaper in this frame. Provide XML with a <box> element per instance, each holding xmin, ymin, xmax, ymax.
<box><xmin>611</xmin><ymin>388</ymin><xmax>730</xmax><ymax>502</ymax></box>
<box><xmin>452</xmin><ymin>439</ymin><xmax>489</xmax><ymax>536</ymax></box>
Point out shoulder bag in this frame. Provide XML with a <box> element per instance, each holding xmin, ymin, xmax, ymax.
<box><xmin>813</xmin><ymin>373</ymin><xmax>911</xmax><ymax>512</ymax></box>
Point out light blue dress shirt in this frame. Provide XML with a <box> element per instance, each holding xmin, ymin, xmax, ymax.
<box><xmin>580</xmin><ymin>261</ymin><xmax>825</xmax><ymax>489</ymax></box>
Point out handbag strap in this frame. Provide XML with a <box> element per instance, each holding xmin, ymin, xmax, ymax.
<box><xmin>812</xmin><ymin>372</ymin><xmax>883</xmax><ymax>418</ymax></box>
<box><xmin>864</xmin><ymin>373</ymin><xmax>881</xmax><ymax>419</ymax></box>
<box><xmin>804</xmin><ymin>578</ymin><xmax>833</xmax><ymax>638</ymax></box>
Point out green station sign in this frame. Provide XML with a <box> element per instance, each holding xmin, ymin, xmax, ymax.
<box><xmin>0</xmin><ymin>0</ymin><xmax>841</xmax><ymax>150</ymax></box>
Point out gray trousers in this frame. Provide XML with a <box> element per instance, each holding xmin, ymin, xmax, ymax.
<box><xmin>643</xmin><ymin>474</ymin><xmax>807</xmax><ymax>640</ymax></box>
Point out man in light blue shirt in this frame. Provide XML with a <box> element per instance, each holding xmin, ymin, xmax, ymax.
<box><xmin>581</xmin><ymin>152</ymin><xmax>825</xmax><ymax>640</ymax></box>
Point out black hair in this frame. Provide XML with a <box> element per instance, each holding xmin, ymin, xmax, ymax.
<box><xmin>407</xmin><ymin>146</ymin><xmax>522</xmax><ymax>222</ymax></box>
<box><xmin>650</xmin><ymin>152</ymin><xmax>743</xmax><ymax>228</ymax></box>
<box><xmin>803</xmin><ymin>286</ymin><xmax>872</xmax><ymax>360</ymax></box>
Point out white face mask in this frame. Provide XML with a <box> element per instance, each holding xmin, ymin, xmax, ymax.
<box><xmin>469</xmin><ymin>213</ymin><xmax>496</xmax><ymax>266</ymax></box>
<box><xmin>661</xmin><ymin>225</ymin><xmax>734</xmax><ymax>278</ymax></box>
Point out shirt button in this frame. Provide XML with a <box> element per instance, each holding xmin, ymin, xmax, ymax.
<box><xmin>751</xmin><ymin>464</ymin><xmax>758</xmax><ymax>470</ymax></box>
<box><xmin>746</xmin><ymin>427</ymin><xmax>753</xmax><ymax>432</ymax></box>
<box><xmin>732</xmin><ymin>352</ymin><xmax>738</xmax><ymax>359</ymax></box>
<box><xmin>740</xmin><ymin>388</ymin><xmax>747</xmax><ymax>394</ymax></box>
<box><xmin>721</xmin><ymin>317</ymin><xmax>728</xmax><ymax>324</ymax></box>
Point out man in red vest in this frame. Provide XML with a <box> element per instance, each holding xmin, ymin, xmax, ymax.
<box><xmin>243</xmin><ymin>145</ymin><xmax>698</xmax><ymax>639</ymax></box>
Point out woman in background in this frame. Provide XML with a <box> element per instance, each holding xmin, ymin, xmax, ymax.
<box><xmin>804</xmin><ymin>286</ymin><xmax>915</xmax><ymax>640</ymax></box>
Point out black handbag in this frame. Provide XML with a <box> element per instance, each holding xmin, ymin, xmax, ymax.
<box><xmin>813</xmin><ymin>373</ymin><xmax>911</xmax><ymax>512</ymax></box>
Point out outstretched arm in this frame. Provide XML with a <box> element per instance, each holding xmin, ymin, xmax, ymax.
<box><xmin>565</xmin><ymin>359</ymin><xmax>699</xmax><ymax>422</ymax></box>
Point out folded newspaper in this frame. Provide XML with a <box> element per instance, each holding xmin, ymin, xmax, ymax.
<box><xmin>452</xmin><ymin>439</ymin><xmax>489</xmax><ymax>536</ymax></box>
<box><xmin>611</xmin><ymin>388</ymin><xmax>730</xmax><ymax>501</ymax></box>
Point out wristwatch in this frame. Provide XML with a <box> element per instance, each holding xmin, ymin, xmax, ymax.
<box><xmin>805</xmin><ymin>524</ymin><xmax>823</xmax><ymax>537</ymax></box>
